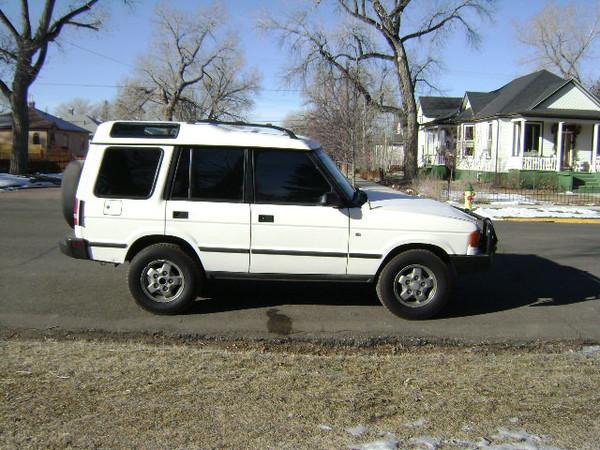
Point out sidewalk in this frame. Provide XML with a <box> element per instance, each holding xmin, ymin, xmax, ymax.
<box><xmin>356</xmin><ymin>178</ymin><xmax>600</xmax><ymax>223</ymax></box>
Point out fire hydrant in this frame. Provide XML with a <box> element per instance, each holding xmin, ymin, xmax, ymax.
<box><xmin>464</xmin><ymin>182</ymin><xmax>475</xmax><ymax>210</ymax></box>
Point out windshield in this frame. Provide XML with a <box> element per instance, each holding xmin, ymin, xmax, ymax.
<box><xmin>314</xmin><ymin>148</ymin><xmax>355</xmax><ymax>200</ymax></box>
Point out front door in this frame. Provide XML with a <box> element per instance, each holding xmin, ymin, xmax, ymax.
<box><xmin>561</xmin><ymin>129</ymin><xmax>575</xmax><ymax>169</ymax></box>
<box><xmin>249</xmin><ymin>149</ymin><xmax>349</xmax><ymax>275</ymax></box>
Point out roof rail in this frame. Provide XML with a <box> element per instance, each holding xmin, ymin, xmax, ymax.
<box><xmin>193</xmin><ymin>119</ymin><xmax>298</xmax><ymax>139</ymax></box>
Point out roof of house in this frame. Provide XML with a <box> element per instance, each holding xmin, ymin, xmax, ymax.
<box><xmin>0</xmin><ymin>107</ymin><xmax>90</xmax><ymax>134</ymax></box>
<box><xmin>419</xmin><ymin>96</ymin><xmax>462</xmax><ymax>119</ymax></box>
<box><xmin>419</xmin><ymin>69</ymin><xmax>599</xmax><ymax>124</ymax></box>
<box><xmin>475</xmin><ymin>70</ymin><xmax>566</xmax><ymax>118</ymax></box>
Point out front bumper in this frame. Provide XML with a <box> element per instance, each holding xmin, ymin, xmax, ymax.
<box><xmin>449</xmin><ymin>214</ymin><xmax>498</xmax><ymax>273</ymax></box>
<box><xmin>59</xmin><ymin>236</ymin><xmax>90</xmax><ymax>260</ymax></box>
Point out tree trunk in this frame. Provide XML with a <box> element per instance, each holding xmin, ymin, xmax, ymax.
<box><xmin>393</xmin><ymin>43</ymin><xmax>418</xmax><ymax>180</ymax></box>
<box><xmin>9</xmin><ymin>82</ymin><xmax>30</xmax><ymax>175</ymax></box>
<box><xmin>403</xmin><ymin>111</ymin><xmax>418</xmax><ymax>179</ymax></box>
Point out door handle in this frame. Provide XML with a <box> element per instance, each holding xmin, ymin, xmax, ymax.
<box><xmin>172</xmin><ymin>211</ymin><xmax>188</xmax><ymax>219</ymax></box>
<box><xmin>258</xmin><ymin>214</ymin><xmax>274</xmax><ymax>223</ymax></box>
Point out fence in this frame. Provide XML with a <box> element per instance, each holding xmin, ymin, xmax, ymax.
<box><xmin>440</xmin><ymin>183</ymin><xmax>600</xmax><ymax>206</ymax></box>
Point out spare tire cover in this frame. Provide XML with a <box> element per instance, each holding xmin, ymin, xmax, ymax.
<box><xmin>61</xmin><ymin>160</ymin><xmax>84</xmax><ymax>228</ymax></box>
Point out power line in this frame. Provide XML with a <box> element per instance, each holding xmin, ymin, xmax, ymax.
<box><xmin>62</xmin><ymin>40</ymin><xmax>137</xmax><ymax>69</ymax></box>
<box><xmin>35</xmin><ymin>80</ymin><xmax>302</xmax><ymax>93</ymax></box>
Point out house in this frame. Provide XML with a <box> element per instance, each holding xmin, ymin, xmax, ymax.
<box><xmin>0</xmin><ymin>104</ymin><xmax>90</xmax><ymax>166</ymax></box>
<box><xmin>417</xmin><ymin>70</ymin><xmax>600</xmax><ymax>191</ymax></box>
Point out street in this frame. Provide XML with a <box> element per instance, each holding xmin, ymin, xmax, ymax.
<box><xmin>1</xmin><ymin>188</ymin><xmax>599</xmax><ymax>343</ymax></box>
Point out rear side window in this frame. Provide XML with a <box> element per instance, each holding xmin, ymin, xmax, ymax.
<box><xmin>170</xmin><ymin>147</ymin><xmax>245</xmax><ymax>202</ymax></box>
<box><xmin>94</xmin><ymin>147</ymin><xmax>162</xmax><ymax>199</ymax></box>
<box><xmin>254</xmin><ymin>150</ymin><xmax>332</xmax><ymax>204</ymax></box>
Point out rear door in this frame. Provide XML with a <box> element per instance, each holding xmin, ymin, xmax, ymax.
<box><xmin>81</xmin><ymin>145</ymin><xmax>168</xmax><ymax>263</ymax></box>
<box><xmin>249</xmin><ymin>149</ymin><xmax>349</xmax><ymax>275</ymax></box>
<box><xmin>165</xmin><ymin>147</ymin><xmax>250</xmax><ymax>273</ymax></box>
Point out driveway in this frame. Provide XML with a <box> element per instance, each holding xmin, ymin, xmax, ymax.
<box><xmin>1</xmin><ymin>188</ymin><xmax>599</xmax><ymax>343</ymax></box>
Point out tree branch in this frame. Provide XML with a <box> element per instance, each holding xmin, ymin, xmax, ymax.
<box><xmin>21</xmin><ymin>0</ymin><xmax>32</xmax><ymax>39</ymax></box>
<box><xmin>0</xmin><ymin>9</ymin><xmax>20</xmax><ymax>39</ymax></box>
<box><xmin>0</xmin><ymin>78</ymin><xmax>11</xmax><ymax>97</ymax></box>
<box><xmin>45</xmin><ymin>0</ymin><xmax>100</xmax><ymax>42</ymax></box>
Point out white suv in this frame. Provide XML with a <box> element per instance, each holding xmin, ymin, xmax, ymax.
<box><xmin>60</xmin><ymin>120</ymin><xmax>496</xmax><ymax>319</ymax></box>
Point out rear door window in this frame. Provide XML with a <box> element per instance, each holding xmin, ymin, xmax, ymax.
<box><xmin>170</xmin><ymin>147</ymin><xmax>245</xmax><ymax>202</ymax></box>
<box><xmin>94</xmin><ymin>147</ymin><xmax>162</xmax><ymax>199</ymax></box>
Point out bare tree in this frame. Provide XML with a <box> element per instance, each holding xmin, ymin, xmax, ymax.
<box><xmin>261</xmin><ymin>0</ymin><xmax>493</xmax><ymax>179</ymax></box>
<box><xmin>299</xmin><ymin>66</ymin><xmax>378</xmax><ymax>170</ymax></box>
<box><xmin>121</xmin><ymin>3</ymin><xmax>259</xmax><ymax>122</ymax></box>
<box><xmin>0</xmin><ymin>1</ymin><xmax>110</xmax><ymax>174</ymax></box>
<box><xmin>515</xmin><ymin>1</ymin><xmax>600</xmax><ymax>82</ymax></box>
<box><xmin>55</xmin><ymin>97</ymin><xmax>112</xmax><ymax>128</ymax></box>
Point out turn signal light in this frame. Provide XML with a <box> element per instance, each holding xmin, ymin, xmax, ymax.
<box><xmin>468</xmin><ymin>230</ymin><xmax>481</xmax><ymax>247</ymax></box>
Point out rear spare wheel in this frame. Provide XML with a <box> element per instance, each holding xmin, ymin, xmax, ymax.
<box><xmin>61</xmin><ymin>160</ymin><xmax>84</xmax><ymax>228</ymax></box>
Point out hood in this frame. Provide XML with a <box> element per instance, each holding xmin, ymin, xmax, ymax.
<box><xmin>365</xmin><ymin>189</ymin><xmax>477</xmax><ymax>223</ymax></box>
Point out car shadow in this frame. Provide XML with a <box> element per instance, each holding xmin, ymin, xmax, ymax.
<box><xmin>190</xmin><ymin>280</ymin><xmax>379</xmax><ymax>314</ymax></box>
<box><xmin>444</xmin><ymin>253</ymin><xmax>600</xmax><ymax>318</ymax></box>
<box><xmin>188</xmin><ymin>254</ymin><xmax>600</xmax><ymax>318</ymax></box>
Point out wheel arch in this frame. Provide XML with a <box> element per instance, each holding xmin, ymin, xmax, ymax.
<box><xmin>375</xmin><ymin>243</ymin><xmax>450</xmax><ymax>280</ymax></box>
<box><xmin>125</xmin><ymin>235</ymin><xmax>204</xmax><ymax>271</ymax></box>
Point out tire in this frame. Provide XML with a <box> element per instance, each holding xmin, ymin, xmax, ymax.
<box><xmin>128</xmin><ymin>243</ymin><xmax>201</xmax><ymax>314</ymax></box>
<box><xmin>61</xmin><ymin>160</ymin><xmax>84</xmax><ymax>228</ymax></box>
<box><xmin>376</xmin><ymin>249</ymin><xmax>451</xmax><ymax>320</ymax></box>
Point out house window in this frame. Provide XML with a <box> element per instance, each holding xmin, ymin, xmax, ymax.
<box><xmin>524</xmin><ymin>122</ymin><xmax>542</xmax><ymax>155</ymax></box>
<box><xmin>32</xmin><ymin>133</ymin><xmax>40</xmax><ymax>145</ymax></box>
<box><xmin>484</xmin><ymin>123</ymin><xmax>493</xmax><ymax>158</ymax></box>
<box><xmin>463</xmin><ymin>124</ymin><xmax>475</xmax><ymax>156</ymax></box>
<box><xmin>512</xmin><ymin>122</ymin><xmax>522</xmax><ymax>156</ymax></box>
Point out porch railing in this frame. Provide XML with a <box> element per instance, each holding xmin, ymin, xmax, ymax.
<box><xmin>421</xmin><ymin>152</ymin><xmax>446</xmax><ymax>166</ymax></box>
<box><xmin>456</xmin><ymin>156</ymin><xmax>495</xmax><ymax>172</ymax></box>
<box><xmin>522</xmin><ymin>156</ymin><xmax>557</xmax><ymax>171</ymax></box>
<box><xmin>595</xmin><ymin>159</ymin><xmax>600</xmax><ymax>173</ymax></box>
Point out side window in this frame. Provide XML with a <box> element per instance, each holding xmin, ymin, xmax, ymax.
<box><xmin>94</xmin><ymin>147</ymin><xmax>162</xmax><ymax>199</ymax></box>
<box><xmin>254</xmin><ymin>150</ymin><xmax>332</xmax><ymax>204</ymax></box>
<box><xmin>170</xmin><ymin>147</ymin><xmax>245</xmax><ymax>202</ymax></box>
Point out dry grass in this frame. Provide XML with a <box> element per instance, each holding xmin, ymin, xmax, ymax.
<box><xmin>1</xmin><ymin>338</ymin><xmax>599</xmax><ymax>449</ymax></box>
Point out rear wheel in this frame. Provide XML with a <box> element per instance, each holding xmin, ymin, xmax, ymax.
<box><xmin>376</xmin><ymin>249</ymin><xmax>451</xmax><ymax>320</ymax></box>
<box><xmin>128</xmin><ymin>244</ymin><xmax>200</xmax><ymax>314</ymax></box>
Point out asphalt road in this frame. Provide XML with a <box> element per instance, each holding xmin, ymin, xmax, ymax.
<box><xmin>1</xmin><ymin>188</ymin><xmax>599</xmax><ymax>343</ymax></box>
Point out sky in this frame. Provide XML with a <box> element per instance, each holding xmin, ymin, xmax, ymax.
<box><xmin>2</xmin><ymin>0</ymin><xmax>599</xmax><ymax>123</ymax></box>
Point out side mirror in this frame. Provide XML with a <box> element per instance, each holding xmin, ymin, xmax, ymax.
<box><xmin>354</xmin><ymin>189</ymin><xmax>369</xmax><ymax>207</ymax></box>
<box><xmin>320</xmin><ymin>192</ymin><xmax>344</xmax><ymax>207</ymax></box>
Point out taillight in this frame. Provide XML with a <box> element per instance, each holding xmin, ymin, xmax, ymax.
<box><xmin>468</xmin><ymin>230</ymin><xmax>481</xmax><ymax>248</ymax></box>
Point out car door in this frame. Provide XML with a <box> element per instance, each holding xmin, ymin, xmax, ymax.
<box><xmin>165</xmin><ymin>147</ymin><xmax>250</xmax><ymax>273</ymax></box>
<box><xmin>81</xmin><ymin>145</ymin><xmax>168</xmax><ymax>263</ymax></box>
<box><xmin>250</xmin><ymin>149</ymin><xmax>349</xmax><ymax>275</ymax></box>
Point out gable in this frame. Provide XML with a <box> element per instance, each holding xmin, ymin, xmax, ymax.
<box><xmin>536</xmin><ymin>83</ymin><xmax>599</xmax><ymax>111</ymax></box>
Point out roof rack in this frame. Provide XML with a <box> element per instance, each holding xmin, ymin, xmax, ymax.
<box><xmin>193</xmin><ymin>119</ymin><xmax>298</xmax><ymax>139</ymax></box>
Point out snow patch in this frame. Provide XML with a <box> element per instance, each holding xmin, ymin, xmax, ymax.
<box><xmin>474</xmin><ymin>206</ymin><xmax>600</xmax><ymax>220</ymax></box>
<box><xmin>0</xmin><ymin>173</ymin><xmax>62</xmax><ymax>191</ymax></box>
<box><xmin>346</xmin><ymin>424</ymin><xmax>369</xmax><ymax>437</ymax></box>
<box><xmin>349</xmin><ymin>439</ymin><xmax>399</xmax><ymax>450</ymax></box>
<box><xmin>581</xmin><ymin>345</ymin><xmax>600</xmax><ymax>357</ymax></box>
<box><xmin>403</xmin><ymin>418</ymin><xmax>427</xmax><ymax>428</ymax></box>
<box><xmin>410</xmin><ymin>436</ymin><xmax>440</xmax><ymax>449</ymax></box>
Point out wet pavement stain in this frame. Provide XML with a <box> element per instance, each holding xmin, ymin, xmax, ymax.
<box><xmin>266</xmin><ymin>308</ymin><xmax>293</xmax><ymax>335</ymax></box>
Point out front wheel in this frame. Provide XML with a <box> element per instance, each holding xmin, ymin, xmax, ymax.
<box><xmin>376</xmin><ymin>249</ymin><xmax>451</xmax><ymax>320</ymax></box>
<box><xmin>128</xmin><ymin>244</ymin><xmax>200</xmax><ymax>314</ymax></box>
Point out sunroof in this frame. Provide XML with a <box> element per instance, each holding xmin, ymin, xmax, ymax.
<box><xmin>110</xmin><ymin>122</ymin><xmax>180</xmax><ymax>138</ymax></box>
